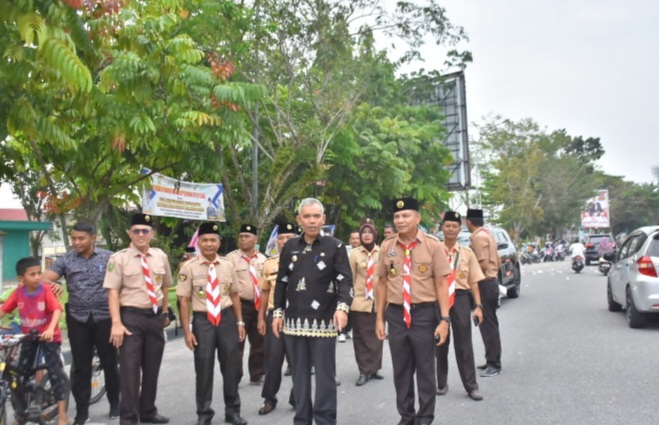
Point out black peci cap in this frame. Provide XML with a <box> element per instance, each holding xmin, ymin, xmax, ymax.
<box><xmin>466</xmin><ymin>209</ymin><xmax>483</xmax><ymax>219</ymax></box>
<box><xmin>131</xmin><ymin>213</ymin><xmax>153</xmax><ymax>227</ymax></box>
<box><xmin>239</xmin><ymin>224</ymin><xmax>258</xmax><ymax>235</ymax></box>
<box><xmin>198</xmin><ymin>222</ymin><xmax>221</xmax><ymax>236</ymax></box>
<box><xmin>392</xmin><ymin>197</ymin><xmax>420</xmax><ymax>212</ymax></box>
<box><xmin>443</xmin><ymin>211</ymin><xmax>462</xmax><ymax>223</ymax></box>
<box><xmin>277</xmin><ymin>222</ymin><xmax>297</xmax><ymax>235</ymax></box>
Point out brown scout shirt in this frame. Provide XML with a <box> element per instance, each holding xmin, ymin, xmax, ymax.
<box><xmin>176</xmin><ymin>255</ymin><xmax>240</xmax><ymax>312</ymax></box>
<box><xmin>446</xmin><ymin>245</ymin><xmax>485</xmax><ymax>290</ymax></box>
<box><xmin>225</xmin><ymin>250</ymin><xmax>267</xmax><ymax>301</ymax></box>
<box><xmin>349</xmin><ymin>245</ymin><xmax>381</xmax><ymax>313</ymax></box>
<box><xmin>469</xmin><ymin>228</ymin><xmax>501</xmax><ymax>280</ymax></box>
<box><xmin>103</xmin><ymin>244</ymin><xmax>173</xmax><ymax>309</ymax></box>
<box><xmin>376</xmin><ymin>230</ymin><xmax>451</xmax><ymax>304</ymax></box>
<box><xmin>258</xmin><ymin>255</ymin><xmax>280</xmax><ymax>311</ymax></box>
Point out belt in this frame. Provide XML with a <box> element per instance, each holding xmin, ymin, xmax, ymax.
<box><xmin>240</xmin><ymin>299</ymin><xmax>255</xmax><ymax>304</ymax></box>
<box><xmin>388</xmin><ymin>302</ymin><xmax>436</xmax><ymax>310</ymax></box>
<box><xmin>455</xmin><ymin>289</ymin><xmax>471</xmax><ymax>296</ymax></box>
<box><xmin>121</xmin><ymin>306</ymin><xmax>162</xmax><ymax>316</ymax></box>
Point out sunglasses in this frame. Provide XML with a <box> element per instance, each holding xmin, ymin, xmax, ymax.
<box><xmin>131</xmin><ymin>229</ymin><xmax>152</xmax><ymax>235</ymax></box>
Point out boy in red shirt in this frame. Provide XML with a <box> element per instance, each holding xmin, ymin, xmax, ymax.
<box><xmin>0</xmin><ymin>257</ymin><xmax>68</xmax><ymax>425</ymax></box>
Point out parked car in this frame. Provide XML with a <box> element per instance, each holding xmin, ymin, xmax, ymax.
<box><xmin>486</xmin><ymin>225</ymin><xmax>521</xmax><ymax>299</ymax></box>
<box><xmin>606</xmin><ymin>226</ymin><xmax>659</xmax><ymax>328</ymax></box>
<box><xmin>584</xmin><ymin>233</ymin><xmax>613</xmax><ymax>265</ymax></box>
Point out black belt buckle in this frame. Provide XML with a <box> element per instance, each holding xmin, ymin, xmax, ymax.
<box><xmin>410</xmin><ymin>302</ymin><xmax>436</xmax><ymax>310</ymax></box>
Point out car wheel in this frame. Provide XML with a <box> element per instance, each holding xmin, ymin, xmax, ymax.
<box><xmin>507</xmin><ymin>266</ymin><xmax>521</xmax><ymax>299</ymax></box>
<box><xmin>607</xmin><ymin>281</ymin><xmax>622</xmax><ymax>312</ymax></box>
<box><xmin>626</xmin><ymin>287</ymin><xmax>647</xmax><ymax>328</ymax></box>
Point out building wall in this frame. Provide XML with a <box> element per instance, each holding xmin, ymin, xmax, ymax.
<box><xmin>1</xmin><ymin>229</ymin><xmax>30</xmax><ymax>285</ymax></box>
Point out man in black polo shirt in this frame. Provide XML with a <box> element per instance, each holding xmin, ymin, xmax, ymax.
<box><xmin>273</xmin><ymin>198</ymin><xmax>353</xmax><ymax>425</ymax></box>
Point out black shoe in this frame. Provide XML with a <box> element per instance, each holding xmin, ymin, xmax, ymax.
<box><xmin>258</xmin><ymin>399</ymin><xmax>277</xmax><ymax>415</ymax></box>
<box><xmin>140</xmin><ymin>414</ymin><xmax>170</xmax><ymax>423</ymax></box>
<box><xmin>468</xmin><ymin>390</ymin><xmax>484</xmax><ymax>401</ymax></box>
<box><xmin>284</xmin><ymin>365</ymin><xmax>292</xmax><ymax>376</ymax></box>
<box><xmin>73</xmin><ymin>418</ymin><xmax>89</xmax><ymax>425</ymax></box>
<box><xmin>480</xmin><ymin>366</ymin><xmax>502</xmax><ymax>377</ymax></box>
<box><xmin>225</xmin><ymin>414</ymin><xmax>248</xmax><ymax>425</ymax></box>
<box><xmin>109</xmin><ymin>403</ymin><xmax>120</xmax><ymax>419</ymax></box>
<box><xmin>477</xmin><ymin>363</ymin><xmax>488</xmax><ymax>370</ymax></box>
<box><xmin>436</xmin><ymin>384</ymin><xmax>448</xmax><ymax>396</ymax></box>
<box><xmin>250</xmin><ymin>376</ymin><xmax>264</xmax><ymax>385</ymax></box>
<box><xmin>370</xmin><ymin>372</ymin><xmax>384</xmax><ymax>380</ymax></box>
<box><xmin>356</xmin><ymin>375</ymin><xmax>369</xmax><ymax>386</ymax></box>
<box><xmin>195</xmin><ymin>420</ymin><xmax>211</xmax><ymax>425</ymax></box>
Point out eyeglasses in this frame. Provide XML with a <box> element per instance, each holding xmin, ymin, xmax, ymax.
<box><xmin>131</xmin><ymin>229</ymin><xmax>152</xmax><ymax>235</ymax></box>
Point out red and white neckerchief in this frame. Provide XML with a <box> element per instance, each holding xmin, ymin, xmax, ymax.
<box><xmin>139</xmin><ymin>253</ymin><xmax>158</xmax><ymax>313</ymax></box>
<box><xmin>364</xmin><ymin>249</ymin><xmax>375</xmax><ymax>300</ymax></box>
<box><xmin>242</xmin><ymin>254</ymin><xmax>261</xmax><ymax>311</ymax></box>
<box><xmin>205</xmin><ymin>260</ymin><xmax>222</xmax><ymax>326</ymax></box>
<box><xmin>399</xmin><ymin>239</ymin><xmax>419</xmax><ymax>328</ymax></box>
<box><xmin>445</xmin><ymin>246</ymin><xmax>460</xmax><ymax>309</ymax></box>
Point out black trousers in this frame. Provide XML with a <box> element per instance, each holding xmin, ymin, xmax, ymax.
<box><xmin>262</xmin><ymin>311</ymin><xmax>292</xmax><ymax>403</ymax></box>
<box><xmin>238</xmin><ymin>299</ymin><xmax>265</xmax><ymax>382</ymax></box>
<box><xmin>67</xmin><ymin>313</ymin><xmax>120</xmax><ymax>419</ymax></box>
<box><xmin>350</xmin><ymin>311</ymin><xmax>383</xmax><ymax>376</ymax></box>
<box><xmin>192</xmin><ymin>310</ymin><xmax>241</xmax><ymax>423</ymax></box>
<box><xmin>285</xmin><ymin>334</ymin><xmax>337</xmax><ymax>425</ymax></box>
<box><xmin>478</xmin><ymin>278</ymin><xmax>502</xmax><ymax>368</ymax></box>
<box><xmin>436</xmin><ymin>291</ymin><xmax>478</xmax><ymax>393</ymax></box>
<box><xmin>119</xmin><ymin>310</ymin><xmax>165</xmax><ymax>425</ymax></box>
<box><xmin>19</xmin><ymin>341</ymin><xmax>66</xmax><ymax>401</ymax></box>
<box><xmin>386</xmin><ymin>304</ymin><xmax>438</xmax><ymax>425</ymax></box>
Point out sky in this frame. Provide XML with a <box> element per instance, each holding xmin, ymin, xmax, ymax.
<box><xmin>408</xmin><ymin>0</ymin><xmax>659</xmax><ymax>184</ymax></box>
<box><xmin>2</xmin><ymin>0</ymin><xmax>658</xmax><ymax>209</ymax></box>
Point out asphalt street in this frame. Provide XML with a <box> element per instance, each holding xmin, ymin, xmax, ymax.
<box><xmin>53</xmin><ymin>261</ymin><xmax>659</xmax><ymax>424</ymax></box>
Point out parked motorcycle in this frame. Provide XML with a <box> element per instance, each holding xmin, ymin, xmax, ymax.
<box><xmin>521</xmin><ymin>251</ymin><xmax>533</xmax><ymax>265</ymax></box>
<box><xmin>599</xmin><ymin>255</ymin><xmax>612</xmax><ymax>275</ymax></box>
<box><xmin>572</xmin><ymin>255</ymin><xmax>584</xmax><ymax>274</ymax></box>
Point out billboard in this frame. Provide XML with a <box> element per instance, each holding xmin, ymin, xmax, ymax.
<box><xmin>581</xmin><ymin>189</ymin><xmax>610</xmax><ymax>229</ymax></box>
<box><xmin>140</xmin><ymin>168</ymin><xmax>225</xmax><ymax>221</ymax></box>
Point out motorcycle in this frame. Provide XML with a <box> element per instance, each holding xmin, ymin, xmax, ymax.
<box><xmin>599</xmin><ymin>255</ymin><xmax>612</xmax><ymax>276</ymax></box>
<box><xmin>572</xmin><ymin>255</ymin><xmax>584</xmax><ymax>274</ymax></box>
<box><xmin>521</xmin><ymin>251</ymin><xmax>533</xmax><ymax>265</ymax></box>
<box><xmin>542</xmin><ymin>246</ymin><xmax>554</xmax><ymax>262</ymax></box>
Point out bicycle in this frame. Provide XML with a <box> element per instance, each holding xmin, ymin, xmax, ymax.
<box><xmin>88</xmin><ymin>348</ymin><xmax>106</xmax><ymax>405</ymax></box>
<box><xmin>0</xmin><ymin>332</ymin><xmax>70</xmax><ymax>425</ymax></box>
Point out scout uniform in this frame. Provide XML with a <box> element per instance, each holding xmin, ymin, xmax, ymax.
<box><xmin>177</xmin><ymin>222</ymin><xmax>244</xmax><ymax>425</ymax></box>
<box><xmin>225</xmin><ymin>223</ymin><xmax>267</xmax><ymax>383</ymax></box>
<box><xmin>258</xmin><ymin>222</ymin><xmax>297</xmax><ymax>414</ymax></box>
<box><xmin>376</xmin><ymin>198</ymin><xmax>451</xmax><ymax>425</ymax></box>
<box><xmin>103</xmin><ymin>213</ymin><xmax>172</xmax><ymax>425</ymax></box>
<box><xmin>467</xmin><ymin>208</ymin><xmax>503</xmax><ymax>376</ymax></box>
<box><xmin>436</xmin><ymin>211</ymin><xmax>485</xmax><ymax>399</ymax></box>
<box><xmin>349</xmin><ymin>220</ymin><xmax>384</xmax><ymax>386</ymax></box>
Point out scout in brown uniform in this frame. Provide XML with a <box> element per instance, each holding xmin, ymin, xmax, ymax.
<box><xmin>225</xmin><ymin>224</ymin><xmax>267</xmax><ymax>384</ymax></box>
<box><xmin>349</xmin><ymin>219</ymin><xmax>384</xmax><ymax>386</ymax></box>
<box><xmin>466</xmin><ymin>209</ymin><xmax>503</xmax><ymax>377</ymax></box>
<box><xmin>103</xmin><ymin>213</ymin><xmax>172</xmax><ymax>425</ymax></box>
<box><xmin>375</xmin><ymin>198</ymin><xmax>451</xmax><ymax>425</ymax></box>
<box><xmin>435</xmin><ymin>211</ymin><xmax>485</xmax><ymax>401</ymax></box>
<box><xmin>177</xmin><ymin>222</ymin><xmax>247</xmax><ymax>425</ymax></box>
<box><xmin>256</xmin><ymin>222</ymin><xmax>297</xmax><ymax>415</ymax></box>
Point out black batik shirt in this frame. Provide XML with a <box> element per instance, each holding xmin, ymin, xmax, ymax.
<box><xmin>274</xmin><ymin>234</ymin><xmax>353</xmax><ymax>337</ymax></box>
<box><xmin>50</xmin><ymin>247</ymin><xmax>113</xmax><ymax>322</ymax></box>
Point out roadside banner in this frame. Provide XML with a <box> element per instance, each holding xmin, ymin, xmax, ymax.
<box><xmin>141</xmin><ymin>168</ymin><xmax>225</xmax><ymax>221</ymax></box>
<box><xmin>581</xmin><ymin>189</ymin><xmax>610</xmax><ymax>229</ymax></box>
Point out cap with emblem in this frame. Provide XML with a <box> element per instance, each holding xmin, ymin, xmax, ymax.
<box><xmin>466</xmin><ymin>209</ymin><xmax>483</xmax><ymax>219</ymax></box>
<box><xmin>184</xmin><ymin>246</ymin><xmax>196</xmax><ymax>254</ymax></box>
<box><xmin>131</xmin><ymin>213</ymin><xmax>153</xmax><ymax>227</ymax></box>
<box><xmin>277</xmin><ymin>221</ymin><xmax>297</xmax><ymax>235</ymax></box>
<box><xmin>239</xmin><ymin>224</ymin><xmax>258</xmax><ymax>235</ymax></box>
<box><xmin>392</xmin><ymin>197</ymin><xmax>420</xmax><ymax>212</ymax></box>
<box><xmin>198</xmin><ymin>222</ymin><xmax>221</xmax><ymax>236</ymax></box>
<box><xmin>443</xmin><ymin>211</ymin><xmax>462</xmax><ymax>223</ymax></box>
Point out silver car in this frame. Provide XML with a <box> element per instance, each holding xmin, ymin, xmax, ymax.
<box><xmin>607</xmin><ymin>226</ymin><xmax>659</xmax><ymax>328</ymax></box>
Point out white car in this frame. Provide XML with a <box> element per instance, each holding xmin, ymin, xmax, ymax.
<box><xmin>607</xmin><ymin>226</ymin><xmax>659</xmax><ymax>328</ymax></box>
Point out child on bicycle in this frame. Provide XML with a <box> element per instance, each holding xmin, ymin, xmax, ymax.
<box><xmin>0</xmin><ymin>257</ymin><xmax>68</xmax><ymax>425</ymax></box>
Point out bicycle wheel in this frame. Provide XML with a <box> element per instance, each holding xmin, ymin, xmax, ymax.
<box><xmin>37</xmin><ymin>369</ymin><xmax>70</xmax><ymax>422</ymax></box>
<box><xmin>89</xmin><ymin>352</ymin><xmax>106</xmax><ymax>405</ymax></box>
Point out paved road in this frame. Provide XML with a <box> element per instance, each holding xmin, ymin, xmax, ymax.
<box><xmin>54</xmin><ymin>261</ymin><xmax>659</xmax><ymax>424</ymax></box>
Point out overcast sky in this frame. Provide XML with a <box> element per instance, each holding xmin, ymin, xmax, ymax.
<box><xmin>414</xmin><ymin>0</ymin><xmax>659</xmax><ymax>184</ymax></box>
<box><xmin>2</xmin><ymin>1</ymin><xmax>658</xmax><ymax>209</ymax></box>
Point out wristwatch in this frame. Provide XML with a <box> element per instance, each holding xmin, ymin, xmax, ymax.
<box><xmin>440</xmin><ymin>316</ymin><xmax>451</xmax><ymax>324</ymax></box>
<box><xmin>474</xmin><ymin>304</ymin><xmax>483</xmax><ymax>309</ymax></box>
<box><xmin>236</xmin><ymin>321</ymin><xmax>246</xmax><ymax>327</ymax></box>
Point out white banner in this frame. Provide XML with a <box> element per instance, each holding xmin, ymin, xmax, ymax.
<box><xmin>581</xmin><ymin>189</ymin><xmax>610</xmax><ymax>229</ymax></box>
<box><xmin>141</xmin><ymin>168</ymin><xmax>225</xmax><ymax>222</ymax></box>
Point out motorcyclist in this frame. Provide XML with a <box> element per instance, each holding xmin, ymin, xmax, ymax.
<box><xmin>569</xmin><ymin>239</ymin><xmax>586</xmax><ymax>260</ymax></box>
